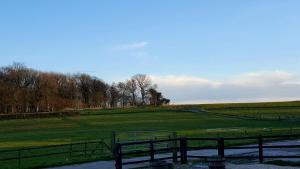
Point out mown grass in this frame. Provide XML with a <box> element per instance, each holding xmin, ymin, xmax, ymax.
<box><xmin>0</xmin><ymin>101</ymin><xmax>300</xmax><ymax>168</ymax></box>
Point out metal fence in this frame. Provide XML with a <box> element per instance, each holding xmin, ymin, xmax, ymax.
<box><xmin>0</xmin><ymin>139</ymin><xmax>112</xmax><ymax>169</ymax></box>
<box><xmin>0</xmin><ymin>130</ymin><xmax>174</xmax><ymax>169</ymax></box>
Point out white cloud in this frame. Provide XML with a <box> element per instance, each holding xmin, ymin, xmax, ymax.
<box><xmin>231</xmin><ymin>71</ymin><xmax>295</xmax><ymax>87</ymax></box>
<box><xmin>151</xmin><ymin>71</ymin><xmax>300</xmax><ymax>104</ymax></box>
<box><xmin>113</xmin><ymin>41</ymin><xmax>148</xmax><ymax>51</ymax></box>
<box><xmin>150</xmin><ymin>75</ymin><xmax>222</xmax><ymax>88</ymax></box>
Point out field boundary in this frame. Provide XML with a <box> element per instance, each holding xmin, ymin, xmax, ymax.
<box><xmin>0</xmin><ymin>111</ymin><xmax>80</xmax><ymax>120</ymax></box>
<box><xmin>183</xmin><ymin>108</ymin><xmax>300</xmax><ymax>122</ymax></box>
<box><xmin>204</xmin><ymin>105</ymin><xmax>300</xmax><ymax>110</ymax></box>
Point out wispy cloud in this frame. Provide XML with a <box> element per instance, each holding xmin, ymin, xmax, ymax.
<box><xmin>112</xmin><ymin>41</ymin><xmax>148</xmax><ymax>51</ymax></box>
<box><xmin>110</xmin><ymin>41</ymin><xmax>153</xmax><ymax>61</ymax></box>
<box><xmin>231</xmin><ymin>71</ymin><xmax>295</xmax><ymax>87</ymax></box>
<box><xmin>150</xmin><ymin>75</ymin><xmax>221</xmax><ymax>88</ymax></box>
<box><xmin>151</xmin><ymin>71</ymin><xmax>300</xmax><ymax>104</ymax></box>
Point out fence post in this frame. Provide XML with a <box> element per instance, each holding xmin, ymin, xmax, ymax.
<box><xmin>101</xmin><ymin>138</ymin><xmax>104</xmax><ymax>153</ymax></box>
<box><xmin>258</xmin><ymin>136</ymin><xmax>263</xmax><ymax>163</ymax></box>
<box><xmin>115</xmin><ymin>143</ymin><xmax>122</xmax><ymax>169</ymax></box>
<box><xmin>180</xmin><ymin>138</ymin><xmax>187</xmax><ymax>164</ymax></box>
<box><xmin>217</xmin><ymin>138</ymin><xmax>224</xmax><ymax>158</ymax></box>
<box><xmin>184</xmin><ymin>138</ymin><xmax>187</xmax><ymax>163</ymax></box>
<box><xmin>70</xmin><ymin>144</ymin><xmax>72</xmax><ymax>158</ymax></box>
<box><xmin>18</xmin><ymin>149</ymin><xmax>21</xmax><ymax>169</ymax></box>
<box><xmin>84</xmin><ymin>142</ymin><xmax>87</xmax><ymax>158</ymax></box>
<box><xmin>111</xmin><ymin>131</ymin><xmax>116</xmax><ymax>154</ymax></box>
<box><xmin>150</xmin><ymin>141</ymin><xmax>154</xmax><ymax>161</ymax></box>
<box><xmin>172</xmin><ymin>132</ymin><xmax>178</xmax><ymax>162</ymax></box>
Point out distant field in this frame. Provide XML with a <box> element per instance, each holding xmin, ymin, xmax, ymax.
<box><xmin>1</xmin><ymin>101</ymin><xmax>300</xmax><ymax>149</ymax></box>
<box><xmin>0</xmin><ymin>101</ymin><xmax>300</xmax><ymax>168</ymax></box>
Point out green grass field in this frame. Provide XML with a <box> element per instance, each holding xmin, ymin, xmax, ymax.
<box><xmin>1</xmin><ymin>101</ymin><xmax>300</xmax><ymax>168</ymax></box>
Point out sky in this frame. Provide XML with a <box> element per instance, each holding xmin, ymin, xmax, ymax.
<box><xmin>1</xmin><ymin>0</ymin><xmax>300</xmax><ymax>104</ymax></box>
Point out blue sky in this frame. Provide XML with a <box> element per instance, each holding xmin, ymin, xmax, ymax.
<box><xmin>1</xmin><ymin>0</ymin><xmax>300</xmax><ymax>103</ymax></box>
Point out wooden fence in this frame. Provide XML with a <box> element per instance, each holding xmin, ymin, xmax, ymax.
<box><xmin>115</xmin><ymin>134</ymin><xmax>300</xmax><ymax>169</ymax></box>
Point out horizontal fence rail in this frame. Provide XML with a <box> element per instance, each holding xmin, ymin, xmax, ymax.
<box><xmin>115</xmin><ymin>134</ymin><xmax>300</xmax><ymax>169</ymax></box>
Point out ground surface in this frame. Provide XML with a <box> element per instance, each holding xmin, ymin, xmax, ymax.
<box><xmin>1</xmin><ymin>101</ymin><xmax>300</xmax><ymax>169</ymax></box>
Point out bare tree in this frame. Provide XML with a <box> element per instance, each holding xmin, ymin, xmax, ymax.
<box><xmin>76</xmin><ymin>74</ymin><xmax>93</xmax><ymax>107</ymax></box>
<box><xmin>148</xmin><ymin>88</ymin><xmax>170</xmax><ymax>106</ymax></box>
<box><xmin>149</xmin><ymin>88</ymin><xmax>161</xmax><ymax>106</ymax></box>
<box><xmin>126</xmin><ymin>79</ymin><xmax>137</xmax><ymax>106</ymax></box>
<box><xmin>107</xmin><ymin>83</ymin><xmax>120</xmax><ymax>108</ymax></box>
<box><xmin>133</xmin><ymin>74</ymin><xmax>152</xmax><ymax>105</ymax></box>
<box><xmin>91</xmin><ymin>78</ymin><xmax>108</xmax><ymax>108</ymax></box>
<box><xmin>117</xmin><ymin>82</ymin><xmax>130</xmax><ymax>107</ymax></box>
<box><xmin>0</xmin><ymin>63</ymin><xmax>170</xmax><ymax>113</ymax></box>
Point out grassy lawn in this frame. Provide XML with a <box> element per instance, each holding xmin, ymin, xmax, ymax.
<box><xmin>0</xmin><ymin>101</ymin><xmax>300</xmax><ymax>168</ymax></box>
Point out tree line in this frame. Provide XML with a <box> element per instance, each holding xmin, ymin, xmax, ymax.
<box><xmin>0</xmin><ymin>63</ymin><xmax>170</xmax><ymax>113</ymax></box>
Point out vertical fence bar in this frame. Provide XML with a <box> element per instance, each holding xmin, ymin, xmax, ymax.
<box><xmin>172</xmin><ymin>132</ymin><xmax>178</xmax><ymax>162</ymax></box>
<box><xmin>84</xmin><ymin>142</ymin><xmax>87</xmax><ymax>158</ymax></box>
<box><xmin>101</xmin><ymin>139</ymin><xmax>104</xmax><ymax>153</ymax></box>
<box><xmin>180</xmin><ymin>138</ymin><xmax>187</xmax><ymax>164</ymax></box>
<box><xmin>150</xmin><ymin>141</ymin><xmax>154</xmax><ymax>161</ymax></box>
<box><xmin>180</xmin><ymin>138</ymin><xmax>184</xmax><ymax>163</ymax></box>
<box><xmin>70</xmin><ymin>144</ymin><xmax>72</xmax><ymax>158</ymax></box>
<box><xmin>184</xmin><ymin>138</ymin><xmax>187</xmax><ymax>163</ymax></box>
<box><xmin>258</xmin><ymin>136</ymin><xmax>263</xmax><ymax>163</ymax></box>
<box><xmin>115</xmin><ymin>143</ymin><xmax>122</xmax><ymax>169</ymax></box>
<box><xmin>111</xmin><ymin>131</ymin><xmax>116</xmax><ymax>155</ymax></box>
<box><xmin>18</xmin><ymin>149</ymin><xmax>21</xmax><ymax>169</ymax></box>
<box><xmin>111</xmin><ymin>131</ymin><xmax>116</xmax><ymax>149</ymax></box>
<box><xmin>218</xmin><ymin>138</ymin><xmax>225</xmax><ymax>158</ymax></box>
